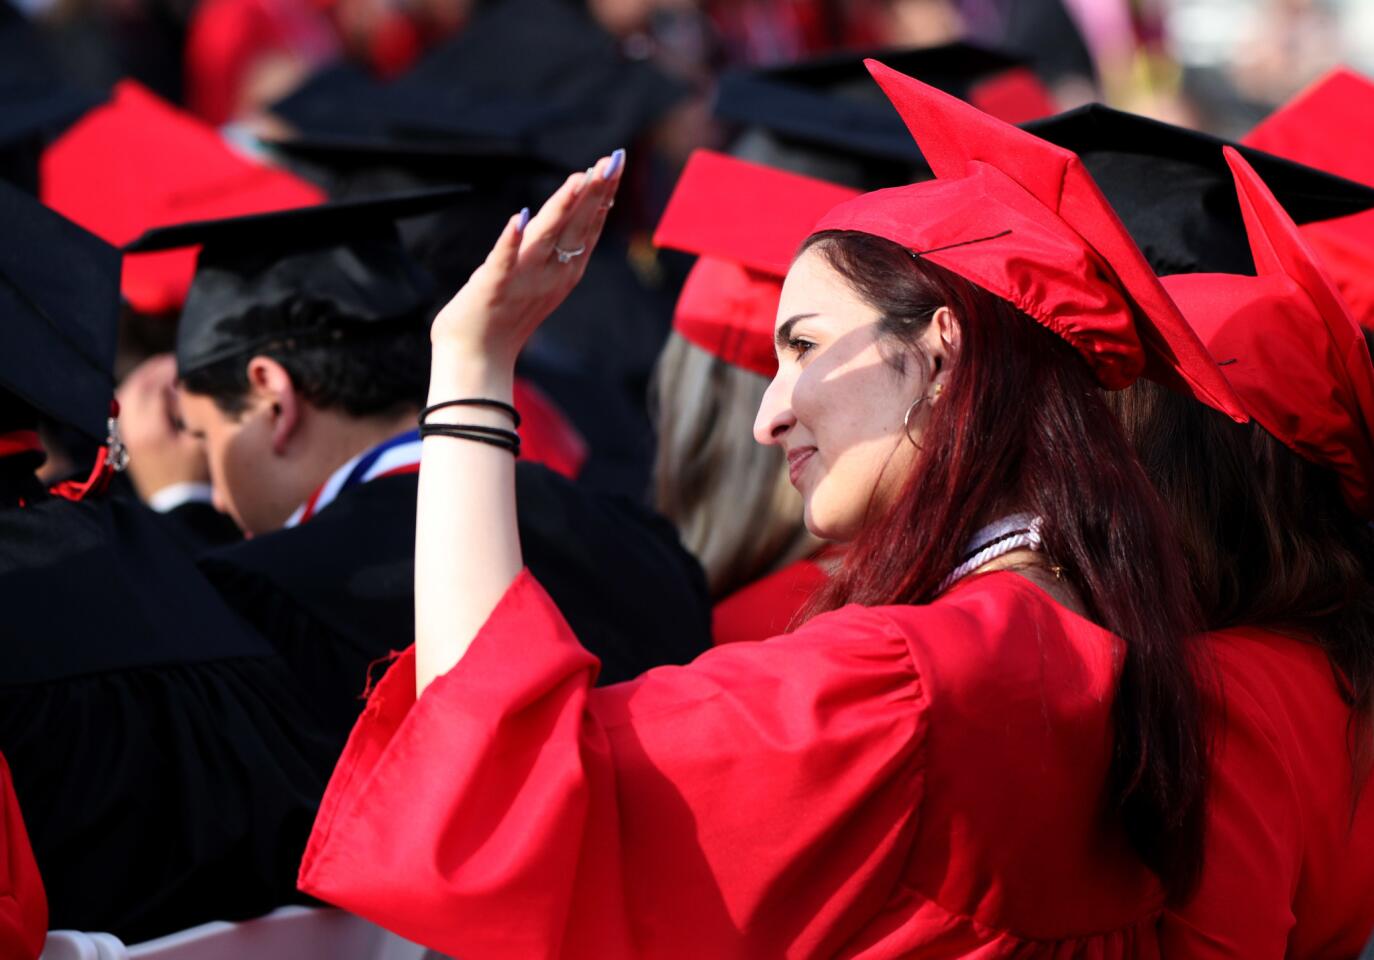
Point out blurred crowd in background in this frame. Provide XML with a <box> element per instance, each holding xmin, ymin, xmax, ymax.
<box><xmin>14</xmin><ymin>0</ymin><xmax>1373</xmax><ymax>151</ymax></box>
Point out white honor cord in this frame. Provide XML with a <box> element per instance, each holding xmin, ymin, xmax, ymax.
<box><xmin>939</xmin><ymin>513</ymin><xmax>1045</xmax><ymax>594</ymax></box>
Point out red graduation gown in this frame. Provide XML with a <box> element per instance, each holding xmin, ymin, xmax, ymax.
<box><xmin>1162</xmin><ymin>627</ymin><xmax>1374</xmax><ymax>958</ymax></box>
<box><xmin>711</xmin><ymin>556</ymin><xmax>828</xmax><ymax>645</ymax></box>
<box><xmin>300</xmin><ymin>570</ymin><xmax>1163</xmax><ymax>958</ymax></box>
<box><xmin>0</xmin><ymin>754</ymin><xmax>45</xmax><ymax>960</ymax></box>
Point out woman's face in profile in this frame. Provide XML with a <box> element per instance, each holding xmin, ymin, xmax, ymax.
<box><xmin>755</xmin><ymin>247</ymin><xmax>938</xmax><ymax>542</ymax></box>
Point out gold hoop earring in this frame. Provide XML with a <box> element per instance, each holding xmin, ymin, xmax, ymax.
<box><xmin>903</xmin><ymin>383</ymin><xmax>944</xmax><ymax>447</ymax></box>
<box><xmin>903</xmin><ymin>396</ymin><xmax>926</xmax><ymax>447</ymax></box>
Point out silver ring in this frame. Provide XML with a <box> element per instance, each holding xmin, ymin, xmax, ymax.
<box><xmin>553</xmin><ymin>243</ymin><xmax>587</xmax><ymax>264</ymax></box>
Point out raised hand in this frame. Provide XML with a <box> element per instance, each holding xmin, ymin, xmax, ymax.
<box><xmin>430</xmin><ymin>149</ymin><xmax>625</xmax><ymax>370</ymax></box>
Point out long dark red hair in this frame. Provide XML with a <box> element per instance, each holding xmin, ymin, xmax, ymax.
<box><xmin>1112</xmin><ymin>377</ymin><xmax>1374</xmax><ymax>780</ymax></box>
<box><xmin>799</xmin><ymin>232</ymin><xmax>1209</xmax><ymax>901</ymax></box>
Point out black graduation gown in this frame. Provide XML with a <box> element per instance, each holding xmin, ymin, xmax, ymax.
<box><xmin>197</xmin><ymin>462</ymin><xmax>712</xmax><ymax>738</ymax></box>
<box><xmin>0</xmin><ymin>489</ymin><xmax>338</xmax><ymax>942</ymax></box>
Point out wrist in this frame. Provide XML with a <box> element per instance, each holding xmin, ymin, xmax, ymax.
<box><xmin>427</xmin><ymin>343</ymin><xmax>516</xmax><ymax>405</ymax></box>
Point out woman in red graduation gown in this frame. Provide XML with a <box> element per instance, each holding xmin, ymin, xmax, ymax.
<box><xmin>298</xmin><ymin>64</ymin><xmax>1250</xmax><ymax>957</ymax></box>
<box><xmin>1119</xmin><ymin>150</ymin><xmax>1374</xmax><ymax>957</ymax></box>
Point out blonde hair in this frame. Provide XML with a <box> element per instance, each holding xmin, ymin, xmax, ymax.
<box><xmin>652</xmin><ymin>333</ymin><xmax>819</xmax><ymax>599</ymax></box>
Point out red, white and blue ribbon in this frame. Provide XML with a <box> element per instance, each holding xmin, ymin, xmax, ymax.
<box><xmin>286</xmin><ymin>428</ymin><xmax>423</xmax><ymax>528</ymax></box>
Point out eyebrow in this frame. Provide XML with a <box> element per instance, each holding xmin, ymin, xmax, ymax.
<box><xmin>775</xmin><ymin>314</ymin><xmax>818</xmax><ymax>349</ymax></box>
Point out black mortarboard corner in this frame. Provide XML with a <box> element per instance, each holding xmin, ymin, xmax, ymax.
<box><xmin>713</xmin><ymin>42</ymin><xmax>1039</xmax><ymax>189</ymax></box>
<box><xmin>124</xmin><ymin>187</ymin><xmax>470</xmax><ymax>377</ymax></box>
<box><xmin>1024</xmin><ymin>104</ymin><xmax>1374</xmax><ymax>276</ymax></box>
<box><xmin>0</xmin><ymin>178</ymin><xmax>119</xmax><ymax>441</ymax></box>
<box><xmin>0</xmin><ymin>1</ymin><xmax>104</xmax><ymax>193</ymax></box>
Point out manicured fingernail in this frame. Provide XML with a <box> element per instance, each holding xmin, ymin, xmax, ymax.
<box><xmin>517</xmin><ymin>207</ymin><xmax>530</xmax><ymax>231</ymax></box>
<box><xmin>604</xmin><ymin>148</ymin><xmax>625</xmax><ymax>179</ymax></box>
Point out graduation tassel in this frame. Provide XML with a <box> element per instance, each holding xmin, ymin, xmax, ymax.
<box><xmin>49</xmin><ymin>400</ymin><xmax>129</xmax><ymax>502</ymax></box>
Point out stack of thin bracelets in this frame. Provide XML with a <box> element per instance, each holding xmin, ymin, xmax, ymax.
<box><xmin>418</xmin><ymin>399</ymin><xmax>522</xmax><ymax>456</ymax></box>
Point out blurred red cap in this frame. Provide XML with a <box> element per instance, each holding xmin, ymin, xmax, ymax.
<box><xmin>1243</xmin><ymin>67</ymin><xmax>1374</xmax><ymax>330</ymax></box>
<box><xmin>41</xmin><ymin>80</ymin><xmax>324</xmax><ymax>316</ymax></box>
<box><xmin>654</xmin><ymin>150</ymin><xmax>859</xmax><ymax>377</ymax></box>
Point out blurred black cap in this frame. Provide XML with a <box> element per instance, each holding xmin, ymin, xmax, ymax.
<box><xmin>272</xmin><ymin>0</ymin><xmax>688</xmax><ymax>170</ymax></box>
<box><xmin>261</xmin><ymin>131</ymin><xmax>559</xmax><ymax>185</ymax></box>
<box><xmin>1024</xmin><ymin>103</ymin><xmax>1374</xmax><ymax>275</ymax></box>
<box><xmin>0</xmin><ymin>1</ymin><xmax>104</xmax><ymax>193</ymax></box>
<box><xmin>389</xmin><ymin>0</ymin><xmax>688</xmax><ymax>168</ymax></box>
<box><xmin>714</xmin><ymin>42</ymin><xmax>1052</xmax><ymax>189</ymax></box>
<box><xmin>125</xmin><ymin>187</ymin><xmax>469</xmax><ymax>376</ymax></box>
<box><xmin>0</xmin><ymin>178</ymin><xmax>119</xmax><ymax>440</ymax></box>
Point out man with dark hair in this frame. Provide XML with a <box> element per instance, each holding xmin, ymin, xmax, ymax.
<box><xmin>123</xmin><ymin>190</ymin><xmax>711</xmax><ymax>736</ymax></box>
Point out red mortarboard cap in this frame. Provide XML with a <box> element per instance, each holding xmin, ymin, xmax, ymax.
<box><xmin>815</xmin><ymin>60</ymin><xmax>1247</xmax><ymax>420</ymax></box>
<box><xmin>1242</xmin><ymin>68</ymin><xmax>1374</xmax><ymax>330</ymax></box>
<box><xmin>654</xmin><ymin>150</ymin><xmax>859</xmax><ymax>377</ymax></box>
<box><xmin>1163</xmin><ymin>148</ymin><xmax>1374</xmax><ymax>517</ymax></box>
<box><xmin>1244</xmin><ymin>68</ymin><xmax>1374</xmax><ymax>186</ymax></box>
<box><xmin>40</xmin><ymin>80</ymin><xmax>325</xmax><ymax>315</ymax></box>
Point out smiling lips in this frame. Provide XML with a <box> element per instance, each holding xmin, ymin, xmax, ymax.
<box><xmin>787</xmin><ymin>446</ymin><xmax>817</xmax><ymax>485</ymax></box>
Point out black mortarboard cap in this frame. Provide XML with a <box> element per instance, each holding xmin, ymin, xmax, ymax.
<box><xmin>262</xmin><ymin>132</ymin><xmax>559</xmax><ymax>186</ymax></box>
<box><xmin>0</xmin><ymin>2</ymin><xmax>104</xmax><ymax>193</ymax></box>
<box><xmin>381</xmin><ymin>0</ymin><xmax>688</xmax><ymax>168</ymax></box>
<box><xmin>1023</xmin><ymin>104</ymin><xmax>1374</xmax><ymax>275</ymax></box>
<box><xmin>999</xmin><ymin>0</ymin><xmax>1097</xmax><ymax>87</ymax></box>
<box><xmin>714</xmin><ymin>42</ymin><xmax>1052</xmax><ymax>190</ymax></box>
<box><xmin>0</xmin><ymin>178</ymin><xmax>119</xmax><ymax>440</ymax></box>
<box><xmin>269</xmin><ymin>63</ymin><xmax>399</xmax><ymax>140</ymax></box>
<box><xmin>124</xmin><ymin>187</ymin><xmax>469</xmax><ymax>376</ymax></box>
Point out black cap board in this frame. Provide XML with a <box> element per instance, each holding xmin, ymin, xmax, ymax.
<box><xmin>268</xmin><ymin>63</ymin><xmax>395</xmax><ymax>139</ymax></box>
<box><xmin>713</xmin><ymin>42</ymin><xmax>1051</xmax><ymax>191</ymax></box>
<box><xmin>125</xmin><ymin>187</ymin><xmax>470</xmax><ymax>377</ymax></box>
<box><xmin>392</xmin><ymin>0</ymin><xmax>687</xmax><ymax>149</ymax></box>
<box><xmin>271</xmin><ymin>0</ymin><xmax>687</xmax><ymax>170</ymax></box>
<box><xmin>0</xmin><ymin>178</ymin><xmax>119</xmax><ymax>440</ymax></box>
<box><xmin>261</xmin><ymin>132</ymin><xmax>560</xmax><ymax>184</ymax></box>
<box><xmin>714</xmin><ymin>42</ymin><xmax>1034</xmax><ymax>165</ymax></box>
<box><xmin>1023</xmin><ymin>103</ymin><xmax>1374</xmax><ymax>276</ymax></box>
<box><xmin>998</xmin><ymin>0</ymin><xmax>1097</xmax><ymax>86</ymax></box>
<box><xmin>0</xmin><ymin>2</ymin><xmax>105</xmax><ymax>192</ymax></box>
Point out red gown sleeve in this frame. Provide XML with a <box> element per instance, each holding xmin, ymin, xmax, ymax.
<box><xmin>0</xmin><ymin>754</ymin><xmax>46</xmax><ymax>960</ymax></box>
<box><xmin>300</xmin><ymin>570</ymin><xmax>926</xmax><ymax>959</ymax></box>
<box><xmin>1160</xmin><ymin>652</ymin><xmax>1303</xmax><ymax>959</ymax></box>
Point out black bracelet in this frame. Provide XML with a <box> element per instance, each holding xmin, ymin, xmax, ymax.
<box><xmin>420</xmin><ymin>398</ymin><xmax>521</xmax><ymax>428</ymax></box>
<box><xmin>418</xmin><ymin>422</ymin><xmax>521</xmax><ymax>455</ymax></box>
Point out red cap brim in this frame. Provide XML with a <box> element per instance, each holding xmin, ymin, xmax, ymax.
<box><xmin>655</xmin><ymin>150</ymin><xmax>858</xmax><ymax>373</ymax></box>
<box><xmin>654</xmin><ymin>150</ymin><xmax>860</xmax><ymax>277</ymax></box>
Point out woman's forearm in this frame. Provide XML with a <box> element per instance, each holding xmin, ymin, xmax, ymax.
<box><xmin>414</xmin><ymin>346</ymin><xmax>522</xmax><ymax>695</ymax></box>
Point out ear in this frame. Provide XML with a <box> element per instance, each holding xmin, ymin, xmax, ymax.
<box><xmin>245</xmin><ymin>356</ymin><xmax>301</xmax><ymax>456</ymax></box>
<box><xmin>922</xmin><ymin>305</ymin><xmax>961</xmax><ymax>395</ymax></box>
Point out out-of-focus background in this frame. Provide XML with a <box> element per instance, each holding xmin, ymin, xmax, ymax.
<box><xmin>15</xmin><ymin>0</ymin><xmax>1372</xmax><ymax>140</ymax></box>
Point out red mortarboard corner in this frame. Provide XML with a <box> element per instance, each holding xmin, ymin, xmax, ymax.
<box><xmin>1243</xmin><ymin>68</ymin><xmax>1374</xmax><ymax>330</ymax></box>
<box><xmin>1164</xmin><ymin>148</ymin><xmax>1374</xmax><ymax>518</ymax></box>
